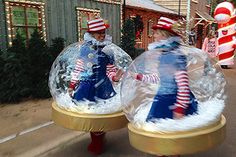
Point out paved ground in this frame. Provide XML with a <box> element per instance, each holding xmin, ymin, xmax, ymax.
<box><xmin>0</xmin><ymin>65</ymin><xmax>236</xmax><ymax>157</ymax></box>
<box><xmin>0</xmin><ymin>99</ymin><xmax>52</xmax><ymax>138</ymax></box>
<box><xmin>0</xmin><ymin>99</ymin><xmax>84</xmax><ymax>157</ymax></box>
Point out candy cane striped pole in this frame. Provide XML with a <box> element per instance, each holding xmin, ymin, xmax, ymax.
<box><xmin>214</xmin><ymin>2</ymin><xmax>236</xmax><ymax>66</ymax></box>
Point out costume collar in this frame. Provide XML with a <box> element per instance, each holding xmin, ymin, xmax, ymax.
<box><xmin>84</xmin><ymin>32</ymin><xmax>112</xmax><ymax>46</ymax></box>
<box><xmin>148</xmin><ymin>36</ymin><xmax>182</xmax><ymax>50</ymax></box>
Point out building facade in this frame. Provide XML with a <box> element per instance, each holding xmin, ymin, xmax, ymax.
<box><xmin>125</xmin><ymin>0</ymin><xmax>179</xmax><ymax>50</ymax></box>
<box><xmin>154</xmin><ymin>0</ymin><xmax>214</xmax><ymax>48</ymax></box>
<box><xmin>0</xmin><ymin>0</ymin><xmax>122</xmax><ymax>51</ymax></box>
<box><xmin>153</xmin><ymin>0</ymin><xmax>212</xmax><ymax>17</ymax></box>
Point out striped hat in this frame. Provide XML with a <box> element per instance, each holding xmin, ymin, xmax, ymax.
<box><xmin>87</xmin><ymin>18</ymin><xmax>109</xmax><ymax>33</ymax></box>
<box><xmin>214</xmin><ymin>2</ymin><xmax>234</xmax><ymax>24</ymax></box>
<box><xmin>152</xmin><ymin>17</ymin><xmax>178</xmax><ymax>35</ymax></box>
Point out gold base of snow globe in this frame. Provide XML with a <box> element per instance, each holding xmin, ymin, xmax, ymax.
<box><xmin>128</xmin><ymin>115</ymin><xmax>226</xmax><ymax>156</ymax></box>
<box><xmin>52</xmin><ymin>102</ymin><xmax>128</xmax><ymax>132</ymax></box>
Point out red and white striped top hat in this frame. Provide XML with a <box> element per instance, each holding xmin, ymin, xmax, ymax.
<box><xmin>214</xmin><ymin>2</ymin><xmax>234</xmax><ymax>24</ymax></box>
<box><xmin>87</xmin><ymin>18</ymin><xmax>109</xmax><ymax>33</ymax></box>
<box><xmin>152</xmin><ymin>17</ymin><xmax>178</xmax><ymax>35</ymax></box>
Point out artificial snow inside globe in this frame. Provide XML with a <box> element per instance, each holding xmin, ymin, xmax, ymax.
<box><xmin>121</xmin><ymin>44</ymin><xmax>226</xmax><ymax>155</ymax></box>
<box><xmin>49</xmin><ymin>41</ymin><xmax>132</xmax><ymax>132</ymax></box>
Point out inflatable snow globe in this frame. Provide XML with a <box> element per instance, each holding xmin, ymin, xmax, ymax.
<box><xmin>121</xmin><ymin>46</ymin><xmax>226</xmax><ymax>155</ymax></box>
<box><xmin>49</xmin><ymin>41</ymin><xmax>132</xmax><ymax>132</ymax></box>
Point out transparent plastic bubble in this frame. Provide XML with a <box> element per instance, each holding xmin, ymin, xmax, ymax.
<box><xmin>49</xmin><ymin>42</ymin><xmax>132</xmax><ymax>114</ymax></box>
<box><xmin>121</xmin><ymin>46</ymin><xmax>226</xmax><ymax>132</ymax></box>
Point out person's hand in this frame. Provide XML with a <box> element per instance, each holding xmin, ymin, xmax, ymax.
<box><xmin>128</xmin><ymin>71</ymin><xmax>138</xmax><ymax>79</ymax></box>
<box><xmin>173</xmin><ymin>112</ymin><xmax>184</xmax><ymax>119</ymax></box>
<box><xmin>78</xmin><ymin>41</ymin><xmax>84</xmax><ymax>45</ymax></box>
<box><xmin>113</xmin><ymin>69</ymin><xmax>124</xmax><ymax>82</ymax></box>
<box><xmin>68</xmin><ymin>88</ymin><xmax>74</xmax><ymax>97</ymax></box>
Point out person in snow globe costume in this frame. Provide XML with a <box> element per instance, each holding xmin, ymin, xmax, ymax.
<box><xmin>49</xmin><ymin>17</ymin><xmax>132</xmax><ymax>155</ymax></box>
<box><xmin>121</xmin><ymin>17</ymin><xmax>226</xmax><ymax>157</ymax></box>
<box><xmin>67</xmin><ymin>19</ymin><xmax>123</xmax><ymax>101</ymax></box>
<box><xmin>132</xmin><ymin>17</ymin><xmax>198</xmax><ymax>121</ymax></box>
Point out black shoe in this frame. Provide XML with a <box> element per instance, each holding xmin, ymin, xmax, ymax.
<box><xmin>221</xmin><ymin>65</ymin><xmax>228</xmax><ymax>69</ymax></box>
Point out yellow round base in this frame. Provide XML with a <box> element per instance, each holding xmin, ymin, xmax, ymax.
<box><xmin>128</xmin><ymin>115</ymin><xmax>226</xmax><ymax>156</ymax></box>
<box><xmin>52</xmin><ymin>102</ymin><xmax>128</xmax><ymax>132</ymax></box>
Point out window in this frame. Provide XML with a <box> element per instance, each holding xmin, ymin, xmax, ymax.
<box><xmin>76</xmin><ymin>8</ymin><xmax>100</xmax><ymax>41</ymax></box>
<box><xmin>5</xmin><ymin>1</ymin><xmax>46</xmax><ymax>45</ymax></box>
<box><xmin>131</xmin><ymin>15</ymin><xmax>143</xmax><ymax>43</ymax></box>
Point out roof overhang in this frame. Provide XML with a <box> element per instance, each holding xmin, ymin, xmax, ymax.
<box><xmin>194</xmin><ymin>10</ymin><xmax>215</xmax><ymax>27</ymax></box>
<box><xmin>126</xmin><ymin>0</ymin><xmax>178</xmax><ymax>15</ymax></box>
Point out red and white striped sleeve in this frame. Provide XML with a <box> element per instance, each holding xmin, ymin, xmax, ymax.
<box><xmin>69</xmin><ymin>59</ymin><xmax>84</xmax><ymax>89</ymax></box>
<box><xmin>136</xmin><ymin>73</ymin><xmax>159</xmax><ymax>84</ymax></box>
<box><xmin>106</xmin><ymin>64</ymin><xmax>118</xmax><ymax>82</ymax></box>
<box><xmin>174</xmin><ymin>71</ymin><xmax>190</xmax><ymax>114</ymax></box>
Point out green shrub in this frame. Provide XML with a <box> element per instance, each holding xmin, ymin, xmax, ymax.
<box><xmin>0</xmin><ymin>30</ymin><xmax>66</xmax><ymax>102</ymax></box>
<box><xmin>0</xmin><ymin>34</ymin><xmax>31</xmax><ymax>103</ymax></box>
<box><xmin>120</xmin><ymin>18</ymin><xmax>136</xmax><ymax>59</ymax></box>
<box><xmin>0</xmin><ymin>49</ymin><xmax>4</xmax><ymax>75</ymax></box>
<box><xmin>49</xmin><ymin>37</ymin><xmax>65</xmax><ymax>59</ymax></box>
<box><xmin>28</xmin><ymin>29</ymin><xmax>52</xmax><ymax>98</ymax></box>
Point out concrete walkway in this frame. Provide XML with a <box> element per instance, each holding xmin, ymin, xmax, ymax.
<box><xmin>0</xmin><ymin>99</ymin><xmax>84</xmax><ymax>157</ymax></box>
<box><xmin>1</xmin><ymin>65</ymin><xmax>236</xmax><ymax>157</ymax></box>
